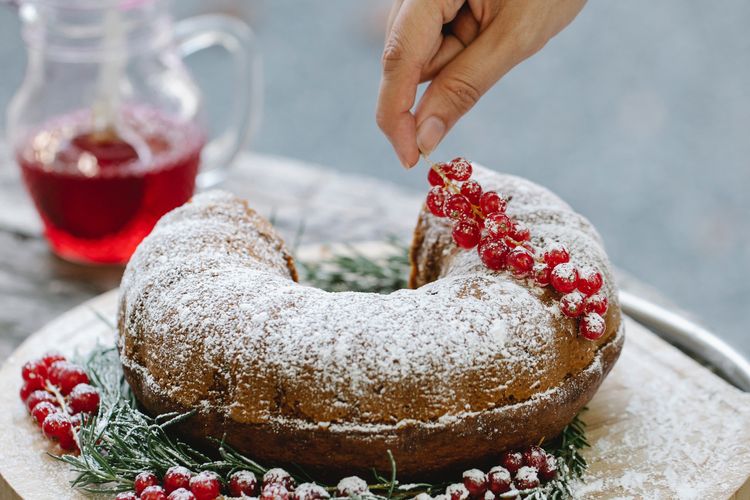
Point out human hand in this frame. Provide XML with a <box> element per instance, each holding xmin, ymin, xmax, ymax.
<box><xmin>376</xmin><ymin>0</ymin><xmax>586</xmax><ymax>167</ymax></box>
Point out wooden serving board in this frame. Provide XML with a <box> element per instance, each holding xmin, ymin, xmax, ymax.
<box><xmin>1</xmin><ymin>290</ymin><xmax>750</xmax><ymax>499</ymax></box>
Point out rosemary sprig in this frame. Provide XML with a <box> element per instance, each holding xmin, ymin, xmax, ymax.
<box><xmin>55</xmin><ymin>242</ymin><xmax>589</xmax><ymax>498</ymax></box>
<box><xmin>298</xmin><ymin>237</ymin><xmax>409</xmax><ymax>293</ymax></box>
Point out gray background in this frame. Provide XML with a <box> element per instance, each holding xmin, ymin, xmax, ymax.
<box><xmin>0</xmin><ymin>1</ymin><xmax>748</xmax><ymax>355</ymax></box>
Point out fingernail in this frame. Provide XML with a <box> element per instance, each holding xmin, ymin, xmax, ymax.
<box><xmin>416</xmin><ymin>116</ymin><xmax>446</xmax><ymax>155</ymax></box>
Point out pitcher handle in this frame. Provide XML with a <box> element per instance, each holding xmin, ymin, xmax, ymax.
<box><xmin>175</xmin><ymin>14</ymin><xmax>262</xmax><ymax>189</ymax></box>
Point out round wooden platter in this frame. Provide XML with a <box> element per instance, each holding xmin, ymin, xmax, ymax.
<box><xmin>2</xmin><ymin>244</ymin><xmax>750</xmax><ymax>499</ymax></box>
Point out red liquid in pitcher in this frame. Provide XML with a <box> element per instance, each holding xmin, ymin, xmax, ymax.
<box><xmin>17</xmin><ymin>108</ymin><xmax>205</xmax><ymax>264</ymax></box>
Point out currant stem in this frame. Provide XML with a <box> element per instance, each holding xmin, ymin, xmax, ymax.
<box><xmin>46</xmin><ymin>380</ymin><xmax>83</xmax><ymax>451</ymax></box>
<box><xmin>46</xmin><ymin>380</ymin><xmax>71</xmax><ymax>414</ymax></box>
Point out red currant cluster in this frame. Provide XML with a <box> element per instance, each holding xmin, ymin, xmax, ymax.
<box><xmin>115</xmin><ymin>468</ymin><xmax>226</xmax><ymax>500</ymax></box>
<box><xmin>434</xmin><ymin>446</ymin><xmax>557</xmax><ymax>500</ymax></box>
<box><xmin>115</xmin><ymin>466</ymin><xmax>369</xmax><ymax>500</ymax></box>
<box><xmin>424</xmin><ymin>158</ymin><xmax>608</xmax><ymax>341</ymax></box>
<box><xmin>19</xmin><ymin>353</ymin><xmax>100</xmax><ymax>452</ymax></box>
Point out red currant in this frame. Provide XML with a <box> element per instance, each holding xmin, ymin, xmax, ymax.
<box><xmin>335</xmin><ymin>476</ymin><xmax>368</xmax><ymax>497</ymax></box>
<box><xmin>26</xmin><ymin>390</ymin><xmax>56</xmax><ymax>412</ymax></box>
<box><xmin>293</xmin><ymin>483</ymin><xmax>330</xmax><ymax>500</ymax></box>
<box><xmin>135</xmin><ymin>471</ymin><xmax>160</xmax><ymax>496</ymax></box>
<box><xmin>164</xmin><ymin>466</ymin><xmax>193</xmax><ymax>494</ymax></box>
<box><xmin>60</xmin><ymin>436</ymin><xmax>78</xmax><ymax>452</ymax></box>
<box><xmin>509</xmin><ymin>221</ymin><xmax>530</xmax><ymax>242</ymax></box>
<box><xmin>543</xmin><ymin>243</ymin><xmax>570</xmax><ymax>268</ymax></box>
<box><xmin>167</xmin><ymin>488</ymin><xmax>196</xmax><ymax>500</ymax></box>
<box><xmin>478</xmin><ymin>237</ymin><xmax>509</xmax><ymax>271</ymax></box>
<box><xmin>500</xmin><ymin>451</ymin><xmax>523</xmax><ymax>475</ymax></box>
<box><xmin>445</xmin><ymin>194</ymin><xmax>473</xmax><ymax>220</ymax></box>
<box><xmin>20</xmin><ymin>380</ymin><xmax>39</xmax><ymax>402</ymax></box>
<box><xmin>42</xmin><ymin>353</ymin><xmax>66</xmax><ymax>367</ymax></box>
<box><xmin>263</xmin><ymin>468</ymin><xmax>295</xmax><ymax>491</ymax></box>
<box><xmin>452</xmin><ymin>218</ymin><xmax>481</xmax><ymax>249</ymax></box>
<box><xmin>487</xmin><ymin>466</ymin><xmax>512</xmax><ymax>494</ymax></box>
<box><xmin>533</xmin><ymin>263</ymin><xmax>551</xmax><ymax>286</ymax></box>
<box><xmin>189</xmin><ymin>471</ymin><xmax>222</xmax><ymax>500</ymax></box>
<box><xmin>506</xmin><ymin>247</ymin><xmax>534</xmax><ymax>277</ymax></box>
<box><xmin>539</xmin><ymin>453</ymin><xmax>558</xmax><ymax>481</ymax></box>
<box><xmin>141</xmin><ymin>485</ymin><xmax>168</xmax><ymax>500</ymax></box>
<box><xmin>428</xmin><ymin>167</ymin><xmax>445</xmax><ymax>187</ymax></box>
<box><xmin>115</xmin><ymin>492</ymin><xmax>139</xmax><ymax>500</ymax></box>
<box><xmin>462</xmin><ymin>469</ymin><xmax>487</xmax><ymax>497</ymax></box>
<box><xmin>514</xmin><ymin>466</ymin><xmax>540</xmax><ymax>490</ymax></box>
<box><xmin>577</xmin><ymin>267</ymin><xmax>603</xmax><ymax>296</ymax></box>
<box><xmin>485</xmin><ymin>213</ymin><xmax>513</xmax><ymax>239</ymax></box>
<box><xmin>445</xmin><ymin>157</ymin><xmax>473</xmax><ymax>181</ymax></box>
<box><xmin>460</xmin><ymin>180</ymin><xmax>483</xmax><ymax>205</ymax></box>
<box><xmin>560</xmin><ymin>291</ymin><xmax>586</xmax><ymax>318</ymax></box>
<box><xmin>68</xmin><ymin>383</ymin><xmax>100</xmax><ymax>414</ymax></box>
<box><xmin>584</xmin><ymin>293</ymin><xmax>608</xmax><ymax>315</ymax></box>
<box><xmin>31</xmin><ymin>401</ymin><xmax>59</xmax><ymax>426</ymax></box>
<box><xmin>229</xmin><ymin>470</ymin><xmax>258</xmax><ymax>497</ymax></box>
<box><xmin>446</xmin><ymin>483</ymin><xmax>470</xmax><ymax>500</ymax></box>
<box><xmin>42</xmin><ymin>412</ymin><xmax>76</xmax><ymax>450</ymax></box>
<box><xmin>261</xmin><ymin>483</ymin><xmax>290</xmax><ymax>500</ymax></box>
<box><xmin>479</xmin><ymin>191</ymin><xmax>506</xmax><ymax>215</ymax></box>
<box><xmin>22</xmin><ymin>359</ymin><xmax>48</xmax><ymax>384</ymax></box>
<box><xmin>522</xmin><ymin>446</ymin><xmax>547</xmax><ymax>469</ymax></box>
<box><xmin>48</xmin><ymin>361</ymin><xmax>90</xmax><ymax>395</ymax></box>
<box><xmin>580</xmin><ymin>313</ymin><xmax>606</xmax><ymax>340</ymax></box>
<box><xmin>426</xmin><ymin>187</ymin><xmax>449</xmax><ymax>217</ymax></box>
<box><xmin>550</xmin><ymin>263</ymin><xmax>578</xmax><ymax>293</ymax></box>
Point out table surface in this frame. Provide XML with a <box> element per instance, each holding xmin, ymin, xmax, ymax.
<box><xmin>0</xmin><ymin>151</ymin><xmax>688</xmax><ymax>363</ymax></box>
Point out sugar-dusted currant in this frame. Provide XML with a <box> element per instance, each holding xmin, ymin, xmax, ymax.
<box><xmin>164</xmin><ymin>466</ymin><xmax>193</xmax><ymax>494</ymax></box>
<box><xmin>135</xmin><ymin>471</ymin><xmax>160</xmax><ymax>496</ymax></box>
<box><xmin>462</xmin><ymin>469</ymin><xmax>488</xmax><ymax>497</ymax></box>
<box><xmin>68</xmin><ymin>383</ymin><xmax>100</xmax><ymax>414</ymax></box>
<box><xmin>140</xmin><ymin>485</ymin><xmax>168</xmax><ymax>500</ymax></box>
<box><xmin>264</xmin><ymin>467</ymin><xmax>296</xmax><ymax>492</ymax></box>
<box><xmin>189</xmin><ymin>471</ymin><xmax>222</xmax><ymax>500</ymax></box>
<box><xmin>423</xmin><ymin>157</ymin><xmax>609</xmax><ymax>340</ymax></box>
<box><xmin>335</xmin><ymin>476</ymin><xmax>369</xmax><ymax>497</ymax></box>
<box><xmin>42</xmin><ymin>412</ymin><xmax>76</xmax><ymax>450</ymax></box>
<box><xmin>48</xmin><ymin>360</ymin><xmax>90</xmax><ymax>395</ymax></box>
<box><xmin>228</xmin><ymin>470</ymin><xmax>258</xmax><ymax>497</ymax></box>
<box><xmin>294</xmin><ymin>482</ymin><xmax>330</xmax><ymax>500</ymax></box>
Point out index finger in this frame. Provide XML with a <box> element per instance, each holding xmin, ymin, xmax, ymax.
<box><xmin>376</xmin><ymin>0</ymin><xmax>461</xmax><ymax>167</ymax></box>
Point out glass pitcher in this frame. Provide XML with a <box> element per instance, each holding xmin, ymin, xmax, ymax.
<box><xmin>5</xmin><ymin>0</ymin><xmax>261</xmax><ymax>264</ymax></box>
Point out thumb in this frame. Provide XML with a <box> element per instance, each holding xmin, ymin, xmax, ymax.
<box><xmin>414</xmin><ymin>25</ymin><xmax>524</xmax><ymax>155</ymax></box>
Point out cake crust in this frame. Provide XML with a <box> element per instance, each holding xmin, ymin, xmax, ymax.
<box><xmin>117</xmin><ymin>167</ymin><xmax>623</xmax><ymax>479</ymax></box>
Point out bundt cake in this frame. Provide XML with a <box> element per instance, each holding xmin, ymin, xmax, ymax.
<box><xmin>117</xmin><ymin>165</ymin><xmax>623</xmax><ymax>479</ymax></box>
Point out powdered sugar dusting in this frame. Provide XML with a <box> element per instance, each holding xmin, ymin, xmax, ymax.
<box><xmin>515</xmin><ymin>466</ymin><xmax>539</xmax><ymax>483</ymax></box>
<box><xmin>336</xmin><ymin>476</ymin><xmax>368</xmax><ymax>496</ymax></box>
<box><xmin>462</xmin><ymin>468</ymin><xmax>486</xmax><ymax>483</ymax></box>
<box><xmin>571</xmin><ymin>317</ymin><xmax>750</xmax><ymax>498</ymax></box>
<box><xmin>118</xmin><ymin>167</ymin><xmax>620</xmax><ymax>431</ymax></box>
